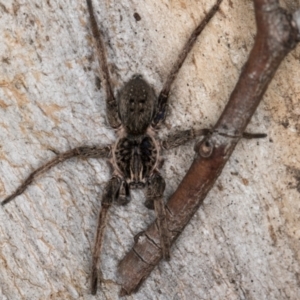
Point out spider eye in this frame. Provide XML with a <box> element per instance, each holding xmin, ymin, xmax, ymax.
<box><xmin>129</xmin><ymin>98</ymin><xmax>134</xmax><ymax>104</ymax></box>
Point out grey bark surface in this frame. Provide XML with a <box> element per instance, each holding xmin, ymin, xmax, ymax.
<box><xmin>0</xmin><ymin>1</ymin><xmax>299</xmax><ymax>299</ymax></box>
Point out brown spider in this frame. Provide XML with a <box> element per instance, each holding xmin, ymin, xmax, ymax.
<box><xmin>1</xmin><ymin>0</ymin><xmax>265</xmax><ymax>295</ymax></box>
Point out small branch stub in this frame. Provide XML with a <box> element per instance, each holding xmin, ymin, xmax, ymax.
<box><xmin>197</xmin><ymin>138</ymin><xmax>214</xmax><ymax>158</ymax></box>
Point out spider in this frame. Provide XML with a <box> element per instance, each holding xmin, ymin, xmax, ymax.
<box><xmin>1</xmin><ymin>0</ymin><xmax>265</xmax><ymax>295</ymax></box>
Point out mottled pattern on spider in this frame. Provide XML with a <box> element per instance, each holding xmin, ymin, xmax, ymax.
<box><xmin>2</xmin><ymin>0</ymin><xmax>262</xmax><ymax>295</ymax></box>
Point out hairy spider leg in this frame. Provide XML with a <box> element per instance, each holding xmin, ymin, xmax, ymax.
<box><xmin>1</xmin><ymin>146</ymin><xmax>111</xmax><ymax>206</ymax></box>
<box><xmin>91</xmin><ymin>176</ymin><xmax>122</xmax><ymax>295</ymax></box>
<box><xmin>153</xmin><ymin>0</ymin><xmax>223</xmax><ymax>125</ymax></box>
<box><xmin>161</xmin><ymin>128</ymin><xmax>267</xmax><ymax>150</ymax></box>
<box><xmin>145</xmin><ymin>173</ymin><xmax>170</xmax><ymax>259</ymax></box>
<box><xmin>86</xmin><ymin>0</ymin><xmax>121</xmax><ymax>128</ymax></box>
<box><xmin>161</xmin><ymin>128</ymin><xmax>212</xmax><ymax>150</ymax></box>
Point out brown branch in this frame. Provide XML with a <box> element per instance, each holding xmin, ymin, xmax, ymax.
<box><xmin>117</xmin><ymin>0</ymin><xmax>300</xmax><ymax>295</ymax></box>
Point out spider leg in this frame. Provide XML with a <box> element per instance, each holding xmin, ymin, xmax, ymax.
<box><xmin>241</xmin><ymin>132</ymin><xmax>267</xmax><ymax>139</ymax></box>
<box><xmin>1</xmin><ymin>145</ymin><xmax>111</xmax><ymax>206</ymax></box>
<box><xmin>91</xmin><ymin>176</ymin><xmax>121</xmax><ymax>295</ymax></box>
<box><xmin>115</xmin><ymin>180</ymin><xmax>130</xmax><ymax>206</ymax></box>
<box><xmin>145</xmin><ymin>173</ymin><xmax>170</xmax><ymax>260</ymax></box>
<box><xmin>153</xmin><ymin>0</ymin><xmax>223</xmax><ymax>125</ymax></box>
<box><xmin>86</xmin><ymin>0</ymin><xmax>121</xmax><ymax>128</ymax></box>
<box><xmin>161</xmin><ymin>128</ymin><xmax>267</xmax><ymax>150</ymax></box>
<box><xmin>161</xmin><ymin>128</ymin><xmax>211</xmax><ymax>150</ymax></box>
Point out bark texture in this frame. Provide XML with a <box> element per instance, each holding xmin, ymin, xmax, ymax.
<box><xmin>0</xmin><ymin>1</ymin><xmax>300</xmax><ymax>299</ymax></box>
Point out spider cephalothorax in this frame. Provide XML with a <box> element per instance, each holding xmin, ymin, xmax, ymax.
<box><xmin>2</xmin><ymin>0</ymin><xmax>265</xmax><ymax>295</ymax></box>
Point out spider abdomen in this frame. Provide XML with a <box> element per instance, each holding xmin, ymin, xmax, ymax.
<box><xmin>114</xmin><ymin>135</ymin><xmax>158</xmax><ymax>187</ymax></box>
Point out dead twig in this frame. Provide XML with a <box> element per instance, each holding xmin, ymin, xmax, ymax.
<box><xmin>118</xmin><ymin>0</ymin><xmax>300</xmax><ymax>295</ymax></box>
